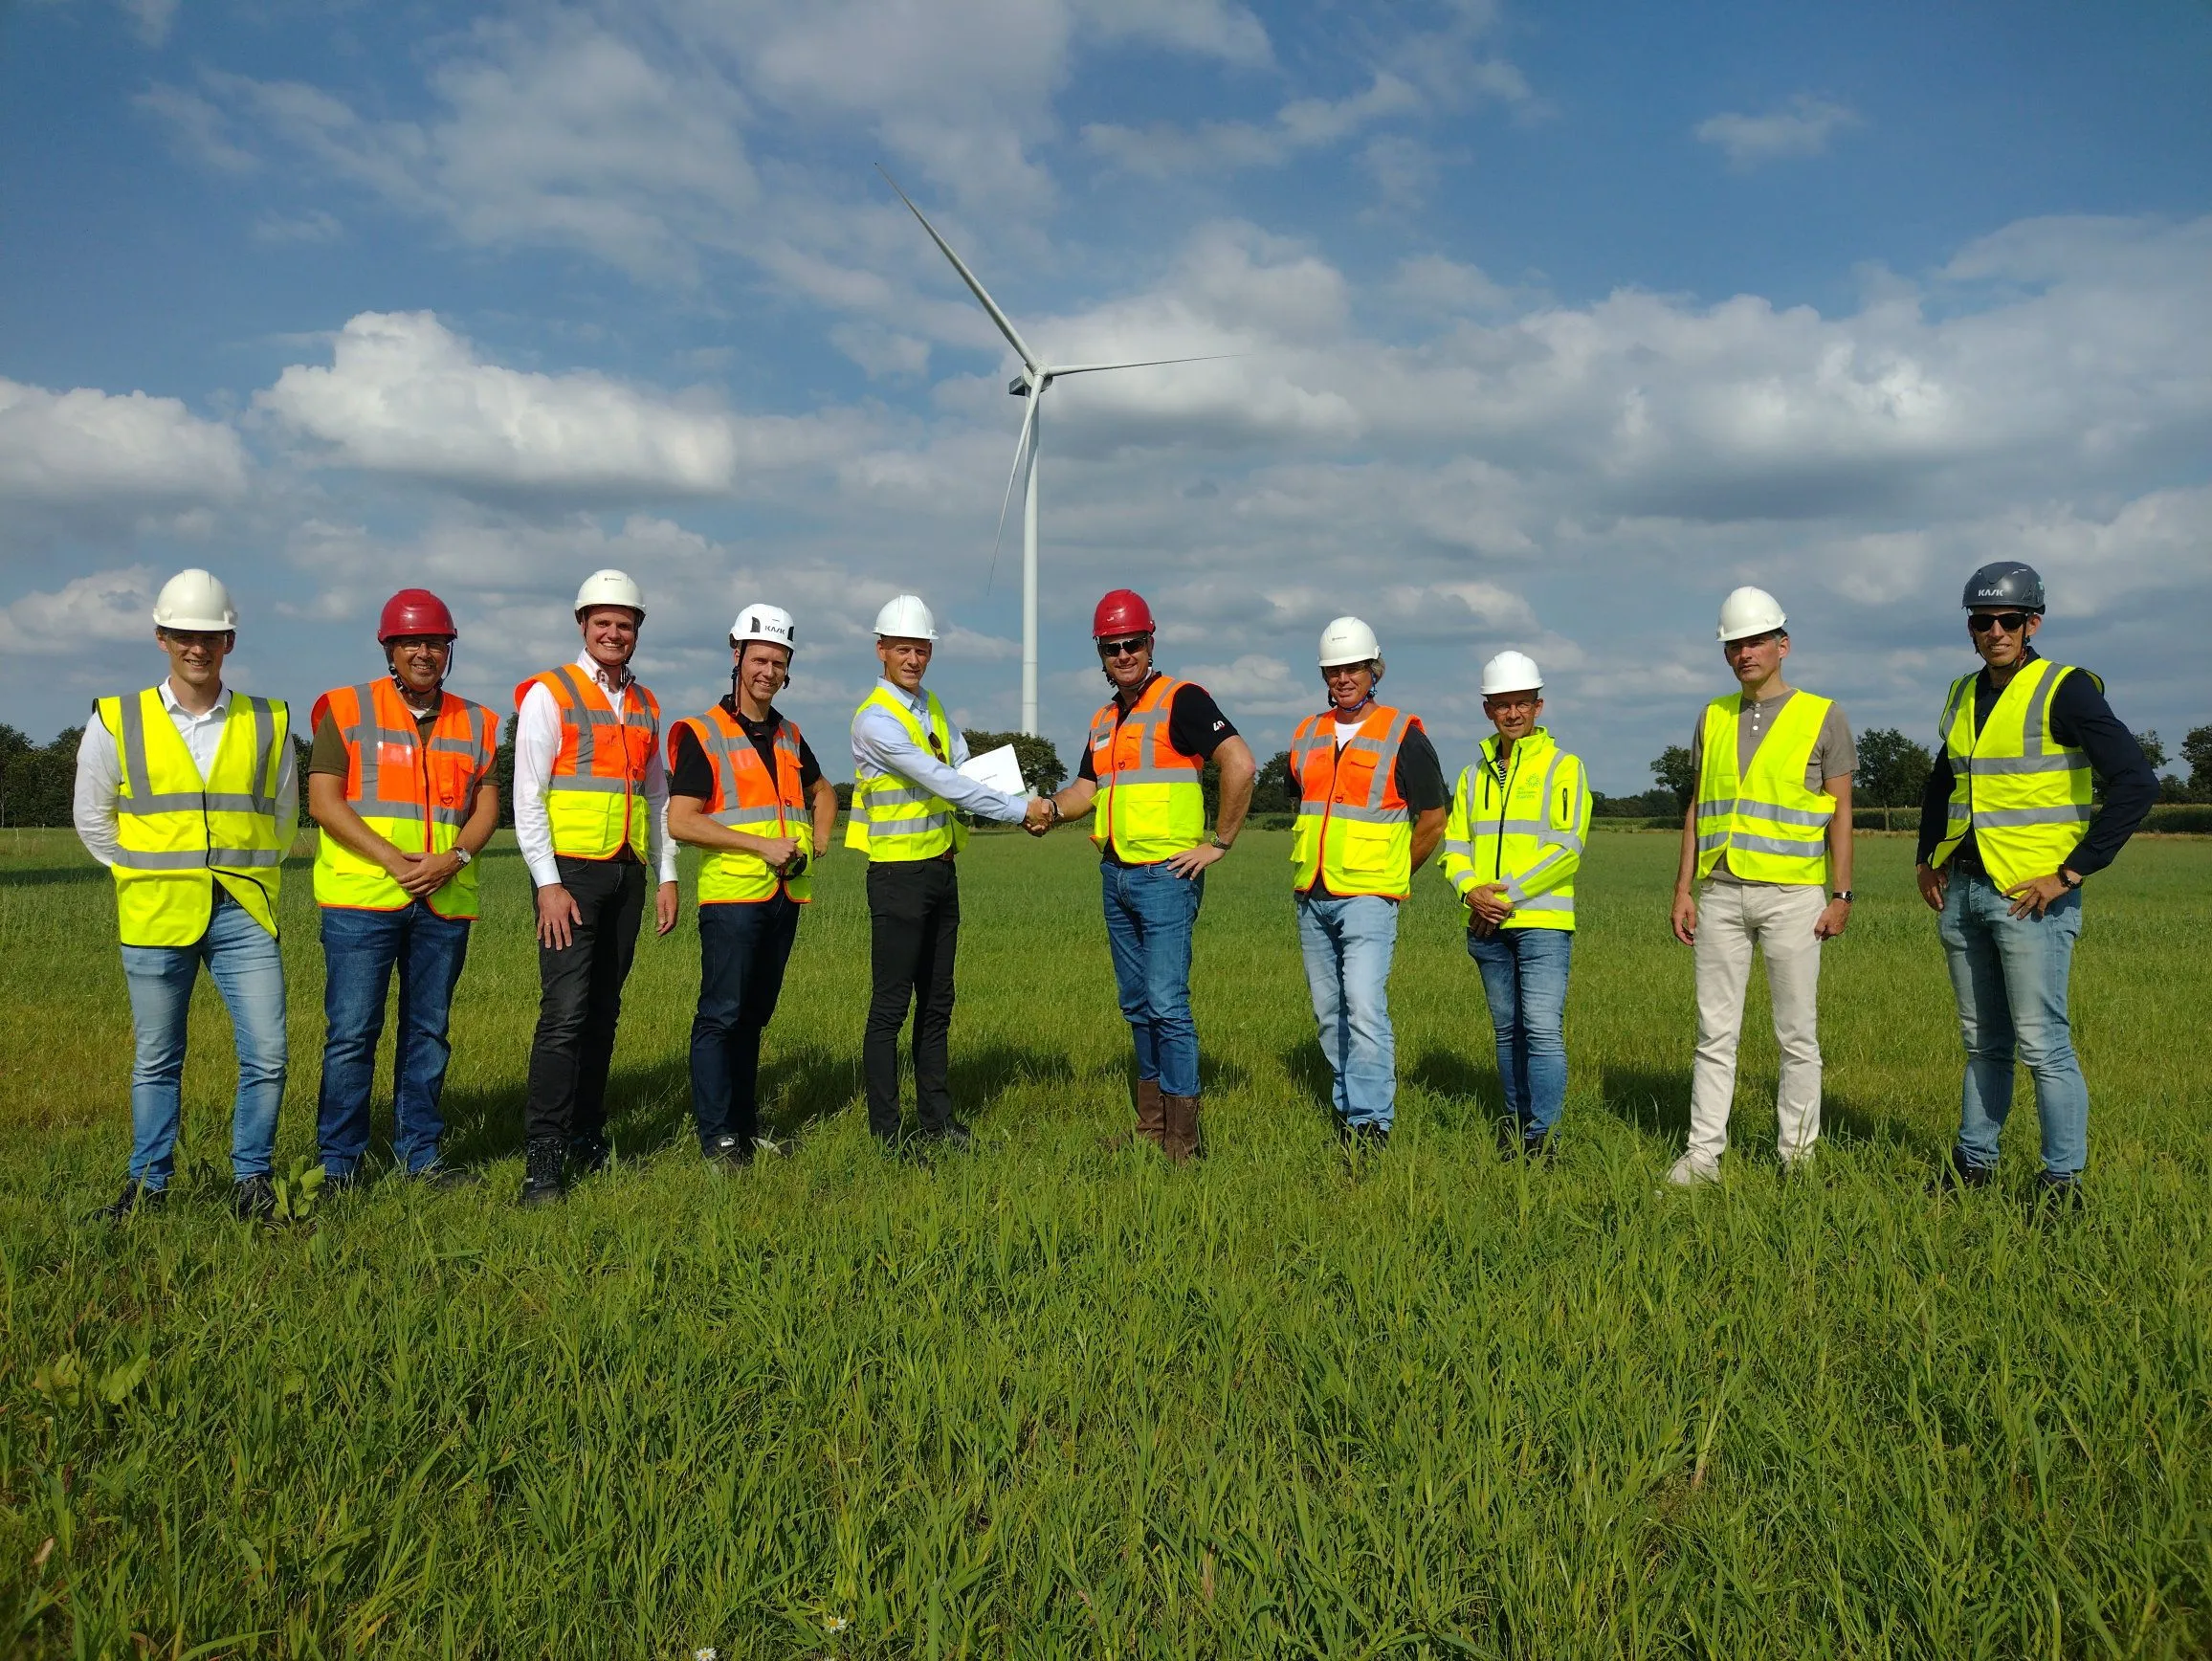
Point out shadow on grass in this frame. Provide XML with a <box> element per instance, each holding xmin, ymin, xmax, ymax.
<box><xmin>1280</xmin><ymin>1035</ymin><xmax>1336</xmax><ymax>1115</ymax></box>
<box><xmin>1600</xmin><ymin>1063</ymin><xmax>1692</xmax><ymax>1144</ymax></box>
<box><xmin>1406</xmin><ymin>1046</ymin><xmax>1504</xmax><ymax>1132</ymax></box>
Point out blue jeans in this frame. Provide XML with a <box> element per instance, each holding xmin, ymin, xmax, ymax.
<box><xmin>1295</xmin><ymin>893</ymin><xmax>1400</xmax><ymax>1128</ymax></box>
<box><xmin>118</xmin><ymin>887</ymin><xmax>288</xmax><ymax>1187</ymax></box>
<box><xmin>1938</xmin><ymin>872</ymin><xmax>2089</xmax><ymax>1177</ymax></box>
<box><xmin>317</xmin><ymin>902</ymin><xmax>474</xmax><ymax>1177</ymax></box>
<box><xmin>1101</xmin><ymin>861</ymin><xmax>1205</xmax><ymax>1098</ymax></box>
<box><xmin>1467</xmin><ymin>926</ymin><xmax>1574</xmax><ymax>1140</ymax></box>
<box><xmin>690</xmin><ymin>894</ymin><xmax>802</xmax><ymax>1146</ymax></box>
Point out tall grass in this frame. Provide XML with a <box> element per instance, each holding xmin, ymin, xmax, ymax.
<box><xmin>1</xmin><ymin>827</ymin><xmax>2207</xmax><ymax>1657</ymax></box>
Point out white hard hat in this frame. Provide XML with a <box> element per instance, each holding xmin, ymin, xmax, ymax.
<box><xmin>1716</xmin><ymin>586</ymin><xmax>1786</xmax><ymax>642</ymax></box>
<box><xmin>730</xmin><ymin>603</ymin><xmax>796</xmax><ymax>654</ymax></box>
<box><xmin>1479</xmin><ymin>651</ymin><xmax>1543</xmax><ymax>696</ymax></box>
<box><xmin>1316</xmin><ymin>615</ymin><xmax>1381</xmax><ymax>669</ymax></box>
<box><xmin>873</xmin><ymin>593</ymin><xmax>938</xmax><ymax>641</ymax></box>
<box><xmin>151</xmin><ymin>568</ymin><xmax>237</xmax><ymax>633</ymax></box>
<box><xmin>574</xmin><ymin>568</ymin><xmax>646</xmax><ymax>620</ymax></box>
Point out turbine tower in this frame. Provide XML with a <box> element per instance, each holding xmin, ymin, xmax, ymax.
<box><xmin>883</xmin><ymin>171</ymin><xmax>1216</xmax><ymax>736</ymax></box>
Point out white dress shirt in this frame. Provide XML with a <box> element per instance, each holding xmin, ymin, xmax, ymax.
<box><xmin>514</xmin><ymin>651</ymin><xmax>677</xmax><ymax>890</ymax></box>
<box><xmin>850</xmin><ymin>678</ymin><xmax>1030</xmax><ymax>823</ymax></box>
<box><xmin>73</xmin><ymin>679</ymin><xmax>300</xmax><ymax>868</ymax></box>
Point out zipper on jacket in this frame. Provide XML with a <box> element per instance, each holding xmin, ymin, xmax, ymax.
<box><xmin>1491</xmin><ymin>741</ymin><xmax>1523</xmax><ymax>884</ymax></box>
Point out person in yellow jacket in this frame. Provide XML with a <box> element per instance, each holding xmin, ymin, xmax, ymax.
<box><xmin>850</xmin><ymin>594</ymin><xmax>1050</xmax><ymax>1155</ymax></box>
<box><xmin>1915</xmin><ymin>562</ymin><xmax>2156</xmax><ymax>1207</ymax></box>
<box><xmin>72</xmin><ymin>570</ymin><xmax>297</xmax><ymax>1221</ymax></box>
<box><xmin>513</xmin><ymin>569</ymin><xmax>680</xmax><ymax>1206</ymax></box>
<box><xmin>667</xmin><ymin>604</ymin><xmax>837</xmax><ymax>1167</ymax></box>
<box><xmin>1036</xmin><ymin>588</ymin><xmax>1255</xmax><ymax>1161</ymax></box>
<box><xmin>1284</xmin><ymin>617</ymin><xmax>1446</xmax><ymax>1150</ymax></box>
<box><xmin>305</xmin><ymin>589</ymin><xmax>500</xmax><ymax>1191</ymax></box>
<box><xmin>1441</xmin><ymin>652</ymin><xmax>1589</xmax><ymax>1160</ymax></box>
<box><xmin>1668</xmin><ymin>587</ymin><xmax>1856</xmax><ymax>1186</ymax></box>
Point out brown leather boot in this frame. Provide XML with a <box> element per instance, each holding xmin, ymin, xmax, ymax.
<box><xmin>1100</xmin><ymin>1077</ymin><xmax>1168</xmax><ymax>1151</ymax></box>
<box><xmin>1161</xmin><ymin>1094</ymin><xmax>1202</xmax><ymax>1163</ymax></box>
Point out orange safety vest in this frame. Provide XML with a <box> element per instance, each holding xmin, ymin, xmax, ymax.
<box><xmin>517</xmin><ymin>664</ymin><xmax>661</xmax><ymax>862</ymax></box>
<box><xmin>310</xmin><ymin>678</ymin><xmax>498</xmax><ymax>918</ymax></box>
<box><xmin>1289</xmin><ymin>703</ymin><xmax>1420</xmax><ymax>899</ymax></box>
<box><xmin>1087</xmin><ymin>674</ymin><xmax>1206</xmax><ymax>864</ymax></box>
<box><xmin>669</xmin><ymin>705</ymin><xmax>813</xmax><ymax>904</ymax></box>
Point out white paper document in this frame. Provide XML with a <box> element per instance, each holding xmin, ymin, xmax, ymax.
<box><xmin>959</xmin><ymin>743</ymin><xmax>1027</xmax><ymax>797</ymax></box>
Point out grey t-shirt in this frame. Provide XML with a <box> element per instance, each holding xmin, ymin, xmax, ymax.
<box><xmin>1690</xmin><ymin>687</ymin><xmax>1855</xmax><ymax>885</ymax></box>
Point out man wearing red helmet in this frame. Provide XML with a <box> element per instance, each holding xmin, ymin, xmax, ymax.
<box><xmin>304</xmin><ymin>589</ymin><xmax>501</xmax><ymax>1188</ymax></box>
<box><xmin>1037</xmin><ymin>589</ymin><xmax>1255</xmax><ymax>1160</ymax></box>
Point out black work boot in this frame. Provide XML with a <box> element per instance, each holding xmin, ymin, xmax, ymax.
<box><xmin>520</xmin><ymin>1139</ymin><xmax>567</xmax><ymax>1207</ymax></box>
<box><xmin>706</xmin><ymin>1133</ymin><xmax>753</xmax><ymax>1169</ymax></box>
<box><xmin>568</xmin><ymin>1135</ymin><xmax>610</xmax><ymax>1176</ymax></box>
<box><xmin>232</xmin><ymin>1174</ymin><xmax>276</xmax><ymax>1222</ymax></box>
<box><xmin>1934</xmin><ymin>1148</ymin><xmax>1995</xmax><ymax>1195</ymax></box>
<box><xmin>2031</xmin><ymin>1171</ymin><xmax>2085</xmax><ymax>1218</ymax></box>
<box><xmin>96</xmin><ymin>1180</ymin><xmax>168</xmax><ymax>1222</ymax></box>
<box><xmin>925</xmin><ymin>1120</ymin><xmax>974</xmax><ymax>1153</ymax></box>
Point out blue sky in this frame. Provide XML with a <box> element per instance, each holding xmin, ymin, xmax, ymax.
<box><xmin>4</xmin><ymin>0</ymin><xmax>2209</xmax><ymax>789</ymax></box>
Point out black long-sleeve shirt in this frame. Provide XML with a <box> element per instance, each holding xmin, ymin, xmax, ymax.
<box><xmin>1914</xmin><ymin>650</ymin><xmax>2155</xmax><ymax>878</ymax></box>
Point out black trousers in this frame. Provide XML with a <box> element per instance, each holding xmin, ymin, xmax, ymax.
<box><xmin>688</xmin><ymin>893</ymin><xmax>801</xmax><ymax>1148</ymax></box>
<box><xmin>864</xmin><ymin>857</ymin><xmax>960</xmax><ymax>1139</ymax></box>
<box><xmin>524</xmin><ymin>853</ymin><xmax>646</xmax><ymax>1147</ymax></box>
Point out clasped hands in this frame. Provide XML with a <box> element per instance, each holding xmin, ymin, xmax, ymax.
<box><xmin>1023</xmin><ymin>796</ymin><xmax>1055</xmax><ymax>836</ymax></box>
<box><xmin>1465</xmin><ymin>881</ymin><xmax>1514</xmax><ymax>938</ymax></box>
<box><xmin>386</xmin><ymin>848</ymin><xmax>462</xmax><ymax>900</ymax></box>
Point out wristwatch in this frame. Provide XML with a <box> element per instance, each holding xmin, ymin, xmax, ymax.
<box><xmin>2059</xmin><ymin>868</ymin><xmax>2083</xmax><ymax>890</ymax></box>
<box><xmin>1209</xmin><ymin>832</ymin><xmax>1233</xmax><ymax>852</ymax></box>
<box><xmin>1830</xmin><ymin>889</ymin><xmax>1851</xmax><ymax>901</ymax></box>
<box><xmin>453</xmin><ymin>848</ymin><xmax>474</xmax><ymax>867</ymax></box>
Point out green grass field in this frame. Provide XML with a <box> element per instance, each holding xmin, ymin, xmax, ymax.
<box><xmin>2</xmin><ymin>825</ymin><xmax>2208</xmax><ymax>1658</ymax></box>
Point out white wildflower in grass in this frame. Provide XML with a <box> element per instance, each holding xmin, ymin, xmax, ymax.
<box><xmin>824</xmin><ymin>1615</ymin><xmax>851</xmax><ymax>1633</ymax></box>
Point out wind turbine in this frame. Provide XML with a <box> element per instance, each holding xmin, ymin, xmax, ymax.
<box><xmin>882</xmin><ymin>170</ymin><xmax>1219</xmax><ymax>736</ymax></box>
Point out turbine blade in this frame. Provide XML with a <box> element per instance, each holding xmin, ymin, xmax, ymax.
<box><xmin>877</xmin><ymin>166</ymin><xmax>1042</xmax><ymax>374</ymax></box>
<box><xmin>1047</xmin><ymin>353</ymin><xmax>1236</xmax><ymax>376</ymax></box>
<box><xmin>984</xmin><ymin>388</ymin><xmax>1041</xmax><ymax>599</ymax></box>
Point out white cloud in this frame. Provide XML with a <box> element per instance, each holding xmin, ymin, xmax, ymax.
<box><xmin>1694</xmin><ymin>95</ymin><xmax>1860</xmax><ymax>170</ymax></box>
<box><xmin>0</xmin><ymin>566</ymin><xmax>156</xmax><ymax>654</ymax></box>
<box><xmin>257</xmin><ymin>312</ymin><xmax>855</xmax><ymax>496</ymax></box>
<box><xmin>117</xmin><ymin>0</ymin><xmax>177</xmax><ymax>49</ymax></box>
<box><xmin>1084</xmin><ymin>73</ymin><xmax>1423</xmax><ymax>178</ymax></box>
<box><xmin>0</xmin><ymin>380</ymin><xmax>248</xmax><ymax>505</ymax></box>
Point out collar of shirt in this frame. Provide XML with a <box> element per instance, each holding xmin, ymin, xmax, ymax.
<box><xmin>719</xmin><ymin>695</ymin><xmax>782</xmax><ymax>736</ymax></box>
<box><xmin>158</xmin><ymin>679</ymin><xmax>231</xmax><ymax>722</ymax></box>
<box><xmin>575</xmin><ymin>650</ymin><xmax>634</xmax><ymax>697</ymax></box>
<box><xmin>875</xmin><ymin>677</ymin><xmax>927</xmax><ymax>719</ymax></box>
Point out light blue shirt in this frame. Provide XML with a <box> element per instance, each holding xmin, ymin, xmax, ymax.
<box><xmin>850</xmin><ymin>678</ymin><xmax>1029</xmax><ymax>824</ymax></box>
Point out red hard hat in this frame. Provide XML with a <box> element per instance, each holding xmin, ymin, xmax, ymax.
<box><xmin>378</xmin><ymin>588</ymin><xmax>458</xmax><ymax>643</ymax></box>
<box><xmin>1092</xmin><ymin>588</ymin><xmax>1156</xmax><ymax>639</ymax></box>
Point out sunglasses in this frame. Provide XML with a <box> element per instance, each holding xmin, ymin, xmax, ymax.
<box><xmin>1097</xmin><ymin>634</ymin><xmax>1150</xmax><ymax>659</ymax></box>
<box><xmin>1967</xmin><ymin>611</ymin><xmax>2033</xmax><ymax>634</ymax></box>
<box><xmin>927</xmin><ymin>730</ymin><xmax>947</xmax><ymax>761</ymax></box>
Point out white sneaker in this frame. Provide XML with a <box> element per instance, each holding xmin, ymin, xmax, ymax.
<box><xmin>1665</xmin><ymin>1155</ymin><xmax>1719</xmax><ymax>1189</ymax></box>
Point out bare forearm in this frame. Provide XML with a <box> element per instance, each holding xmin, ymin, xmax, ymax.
<box><xmin>1825</xmin><ymin>775</ymin><xmax>1853</xmax><ymax>890</ymax></box>
<box><xmin>457</xmin><ymin>786</ymin><xmax>499</xmax><ymax>857</ymax></box>
<box><xmin>1212</xmin><ymin>741</ymin><xmax>1256</xmax><ymax>843</ymax></box>
<box><xmin>1675</xmin><ymin>805</ymin><xmax>1699</xmax><ymax>895</ymax></box>
<box><xmin>810</xmin><ymin>780</ymin><xmax>838</xmax><ymax>850</ymax></box>
<box><xmin>309</xmin><ymin>775</ymin><xmax>404</xmax><ymax>867</ymax></box>
<box><xmin>1409</xmin><ymin>808</ymin><xmax>1447</xmax><ymax>873</ymax></box>
<box><xmin>1051</xmin><ymin>778</ymin><xmax>1097</xmax><ymax>821</ymax></box>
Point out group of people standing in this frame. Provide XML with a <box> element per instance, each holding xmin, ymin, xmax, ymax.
<box><xmin>71</xmin><ymin>557</ymin><xmax>2152</xmax><ymax>1219</ymax></box>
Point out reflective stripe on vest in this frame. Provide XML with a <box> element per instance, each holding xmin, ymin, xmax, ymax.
<box><xmin>1692</xmin><ymin>692</ymin><xmax>1837</xmax><ymax>886</ymax></box>
<box><xmin>97</xmin><ymin>687</ymin><xmax>289</xmax><ymax>947</ymax></box>
<box><xmin>1439</xmin><ymin>728</ymin><xmax>1583</xmax><ymax>931</ymax></box>
<box><xmin>844</xmin><ymin>687</ymin><xmax>967</xmax><ymax>862</ymax></box>
<box><xmin>675</xmin><ymin>707</ymin><xmax>813</xmax><ymax>903</ymax></box>
<box><xmin>518</xmin><ymin>665</ymin><xmax>659</xmax><ymax>861</ymax></box>
<box><xmin>1088</xmin><ymin>674</ymin><xmax>1206</xmax><ymax>864</ymax></box>
<box><xmin>311</xmin><ymin>679</ymin><xmax>496</xmax><ymax>918</ymax></box>
<box><xmin>1929</xmin><ymin>657</ymin><xmax>2093</xmax><ymax>891</ymax></box>
<box><xmin>1289</xmin><ymin>704</ymin><xmax>1418</xmax><ymax>899</ymax></box>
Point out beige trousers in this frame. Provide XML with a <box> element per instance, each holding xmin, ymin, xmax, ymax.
<box><xmin>1687</xmin><ymin>878</ymin><xmax>1825</xmax><ymax>1170</ymax></box>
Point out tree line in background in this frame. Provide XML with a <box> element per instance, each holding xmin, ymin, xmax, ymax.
<box><xmin>6</xmin><ymin>720</ymin><xmax>2212</xmax><ymax>830</ymax></box>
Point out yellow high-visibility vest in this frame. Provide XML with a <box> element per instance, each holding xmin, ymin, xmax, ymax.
<box><xmin>310</xmin><ymin>678</ymin><xmax>497</xmax><ymax>919</ymax></box>
<box><xmin>845</xmin><ymin>687</ymin><xmax>967</xmax><ymax>862</ymax></box>
<box><xmin>1086</xmin><ymin>674</ymin><xmax>1205</xmax><ymax>864</ymax></box>
<box><xmin>96</xmin><ymin>686</ymin><xmax>289</xmax><ymax>946</ymax></box>
<box><xmin>516</xmin><ymin>666</ymin><xmax>660</xmax><ymax>863</ymax></box>
<box><xmin>1440</xmin><ymin>728</ymin><xmax>1588</xmax><ymax>931</ymax></box>
<box><xmin>1929</xmin><ymin>657</ymin><xmax>2094</xmax><ymax>891</ymax></box>
<box><xmin>1288</xmin><ymin>704</ymin><xmax>1420</xmax><ymax>899</ymax></box>
<box><xmin>674</xmin><ymin>705</ymin><xmax>814</xmax><ymax>903</ymax></box>
<box><xmin>1693</xmin><ymin>691</ymin><xmax>1837</xmax><ymax>886</ymax></box>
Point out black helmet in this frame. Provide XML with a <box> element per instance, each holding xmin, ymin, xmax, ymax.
<box><xmin>1961</xmin><ymin>560</ymin><xmax>2045</xmax><ymax>612</ymax></box>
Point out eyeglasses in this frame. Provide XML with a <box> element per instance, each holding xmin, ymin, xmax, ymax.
<box><xmin>1097</xmin><ymin>635</ymin><xmax>1150</xmax><ymax>659</ymax></box>
<box><xmin>1967</xmin><ymin>610</ymin><xmax>2033</xmax><ymax>634</ymax></box>
<box><xmin>1321</xmin><ymin>663</ymin><xmax>1369</xmax><ymax>681</ymax></box>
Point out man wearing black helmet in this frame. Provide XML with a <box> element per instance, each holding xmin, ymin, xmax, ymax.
<box><xmin>1916</xmin><ymin>561</ymin><xmax>2156</xmax><ymax>1207</ymax></box>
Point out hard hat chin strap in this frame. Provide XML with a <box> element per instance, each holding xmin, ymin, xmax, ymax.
<box><xmin>387</xmin><ymin>641</ymin><xmax>453</xmax><ymax>703</ymax></box>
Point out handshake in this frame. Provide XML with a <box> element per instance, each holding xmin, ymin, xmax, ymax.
<box><xmin>1023</xmin><ymin>795</ymin><xmax>1058</xmax><ymax>836</ymax></box>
